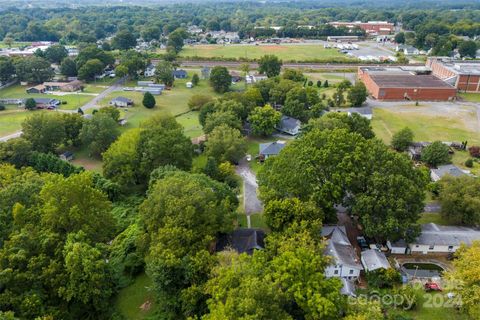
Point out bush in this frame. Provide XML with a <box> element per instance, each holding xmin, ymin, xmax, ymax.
<box><xmin>391</xmin><ymin>127</ymin><xmax>414</xmax><ymax>152</ymax></box>
<box><xmin>465</xmin><ymin>159</ymin><xmax>474</xmax><ymax>168</ymax></box>
<box><xmin>192</xmin><ymin>73</ymin><xmax>200</xmax><ymax>86</ymax></box>
<box><xmin>421</xmin><ymin>141</ymin><xmax>450</xmax><ymax>167</ymax></box>
<box><xmin>0</xmin><ymin>104</ymin><xmax>5</xmax><ymax>111</ymax></box>
<box><xmin>188</xmin><ymin>94</ymin><xmax>213</xmax><ymax>111</ymax></box>
<box><xmin>366</xmin><ymin>268</ymin><xmax>402</xmax><ymax>289</ymax></box>
<box><xmin>316</xmin><ymin>80</ymin><xmax>322</xmax><ymax>87</ymax></box>
<box><xmin>142</xmin><ymin>92</ymin><xmax>156</xmax><ymax>109</ymax></box>
<box><xmin>62</xmin><ymin>100</ymin><xmax>67</xmax><ymax>105</ymax></box>
<box><xmin>468</xmin><ymin>146</ymin><xmax>480</xmax><ymax>158</ymax></box>
<box><xmin>307</xmin><ymin>80</ymin><xmax>313</xmax><ymax>86</ymax></box>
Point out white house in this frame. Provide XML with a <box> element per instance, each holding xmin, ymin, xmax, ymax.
<box><xmin>322</xmin><ymin>226</ymin><xmax>363</xmax><ymax>280</ymax></box>
<box><xmin>276</xmin><ymin>116</ymin><xmax>301</xmax><ymax>136</ymax></box>
<box><xmin>361</xmin><ymin>249</ymin><xmax>391</xmax><ymax>272</ymax></box>
<box><xmin>144</xmin><ymin>65</ymin><xmax>156</xmax><ymax>77</ymax></box>
<box><xmin>109</xmin><ymin>97</ymin><xmax>133</xmax><ymax>108</ymax></box>
<box><xmin>387</xmin><ymin>239</ymin><xmax>409</xmax><ymax>254</ymax></box>
<box><xmin>346</xmin><ymin>107</ymin><xmax>373</xmax><ymax>120</ymax></box>
<box><xmin>410</xmin><ymin>223</ymin><xmax>480</xmax><ymax>254</ymax></box>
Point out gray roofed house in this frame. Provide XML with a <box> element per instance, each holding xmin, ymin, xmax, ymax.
<box><xmin>408</xmin><ymin>142</ymin><xmax>431</xmax><ymax>161</ymax></box>
<box><xmin>361</xmin><ymin>249</ymin><xmax>391</xmax><ymax>272</ymax></box>
<box><xmin>346</xmin><ymin>107</ymin><xmax>373</xmax><ymax>120</ymax></box>
<box><xmin>410</xmin><ymin>223</ymin><xmax>480</xmax><ymax>254</ymax></box>
<box><xmin>430</xmin><ymin>164</ymin><xmax>469</xmax><ymax>182</ymax></box>
<box><xmin>322</xmin><ymin>226</ymin><xmax>363</xmax><ymax>280</ymax></box>
<box><xmin>31</xmin><ymin>98</ymin><xmax>61</xmax><ymax>109</ymax></box>
<box><xmin>215</xmin><ymin>228</ymin><xmax>265</xmax><ymax>255</ymax></box>
<box><xmin>109</xmin><ymin>96</ymin><xmax>134</xmax><ymax>107</ymax></box>
<box><xmin>276</xmin><ymin>115</ymin><xmax>301</xmax><ymax>136</ymax></box>
<box><xmin>259</xmin><ymin>141</ymin><xmax>286</xmax><ymax>159</ymax></box>
<box><xmin>172</xmin><ymin>69</ymin><xmax>188</xmax><ymax>79</ymax></box>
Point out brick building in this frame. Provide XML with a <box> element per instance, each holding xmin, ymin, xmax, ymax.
<box><xmin>358</xmin><ymin>67</ymin><xmax>457</xmax><ymax>101</ymax></box>
<box><xmin>329</xmin><ymin>21</ymin><xmax>394</xmax><ymax>35</ymax></box>
<box><xmin>427</xmin><ymin>57</ymin><xmax>480</xmax><ymax>92</ymax></box>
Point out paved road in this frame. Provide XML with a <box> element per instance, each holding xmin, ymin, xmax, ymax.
<box><xmin>80</xmin><ymin>77</ymin><xmax>126</xmax><ymax>111</ymax></box>
<box><xmin>236</xmin><ymin>158</ymin><xmax>263</xmax><ymax>216</ymax></box>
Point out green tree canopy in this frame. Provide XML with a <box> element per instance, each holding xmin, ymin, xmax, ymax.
<box><xmin>203</xmin><ymin>110</ymin><xmax>242</xmax><ymax>134</ymax></box>
<box><xmin>391</xmin><ymin>127</ymin><xmax>414</xmax><ymax>152</ymax></box>
<box><xmin>80</xmin><ymin>113</ymin><xmax>120</xmax><ymax>156</ymax></box>
<box><xmin>258</xmin><ymin>54</ymin><xmax>283</xmax><ymax>77</ymax></box>
<box><xmin>154</xmin><ymin>61</ymin><xmax>175</xmax><ymax>87</ymax></box>
<box><xmin>421</xmin><ymin>141</ymin><xmax>450</xmax><ymax>167</ymax></box>
<box><xmin>205</xmin><ymin>124</ymin><xmax>247</xmax><ymax>163</ymax></box>
<box><xmin>209</xmin><ymin>66</ymin><xmax>231</xmax><ymax>93</ymax></box>
<box><xmin>143</xmin><ymin>91</ymin><xmax>156</xmax><ymax>109</ymax></box>
<box><xmin>439</xmin><ymin>176</ymin><xmax>480</xmax><ymax>225</ymax></box>
<box><xmin>112</xmin><ymin>30</ymin><xmax>137</xmax><ymax>50</ymax></box>
<box><xmin>248</xmin><ymin>104</ymin><xmax>281</xmax><ymax>136</ymax></box>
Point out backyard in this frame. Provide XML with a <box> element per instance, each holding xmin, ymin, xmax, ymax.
<box><xmin>160</xmin><ymin>43</ymin><xmax>356</xmax><ymax>62</ymax></box>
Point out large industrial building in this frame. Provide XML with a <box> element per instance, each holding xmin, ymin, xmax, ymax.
<box><xmin>427</xmin><ymin>57</ymin><xmax>480</xmax><ymax>92</ymax></box>
<box><xmin>328</xmin><ymin>21</ymin><xmax>394</xmax><ymax>35</ymax></box>
<box><xmin>358</xmin><ymin>66</ymin><xmax>457</xmax><ymax>101</ymax></box>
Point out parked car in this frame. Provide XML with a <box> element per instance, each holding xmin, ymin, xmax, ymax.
<box><xmin>424</xmin><ymin>282</ymin><xmax>442</xmax><ymax>292</ymax></box>
<box><xmin>356</xmin><ymin>236</ymin><xmax>369</xmax><ymax>250</ymax></box>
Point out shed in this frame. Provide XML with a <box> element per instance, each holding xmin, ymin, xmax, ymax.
<box><xmin>387</xmin><ymin>239</ymin><xmax>409</xmax><ymax>255</ymax></box>
<box><xmin>60</xmin><ymin>151</ymin><xmax>74</xmax><ymax>161</ymax></box>
<box><xmin>361</xmin><ymin>249</ymin><xmax>391</xmax><ymax>272</ymax></box>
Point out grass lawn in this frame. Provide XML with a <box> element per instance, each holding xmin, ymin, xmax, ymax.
<box><xmin>114</xmin><ymin>273</ymin><xmax>157</xmax><ymax>320</ymax></box>
<box><xmin>160</xmin><ymin>44</ymin><xmax>355</xmax><ymax>62</ymax></box>
<box><xmin>70</xmin><ymin>146</ymin><xmax>103</xmax><ymax>173</ymax></box>
<box><xmin>0</xmin><ymin>108</ymin><xmax>41</xmax><ymax>136</ymax></box>
<box><xmin>459</xmin><ymin>92</ymin><xmax>480</xmax><ymax>102</ymax></box>
<box><xmin>0</xmin><ymin>84</ymin><xmax>95</xmax><ymax>110</ymax></box>
<box><xmin>372</xmin><ymin>106</ymin><xmax>480</xmax><ymax>174</ymax></box>
<box><xmin>101</xmin><ymin>70</ymin><xmax>217</xmax><ymax>138</ymax></box>
<box><xmin>398</xmin><ymin>292</ymin><xmax>470</xmax><ymax>320</ymax></box>
<box><xmin>417</xmin><ymin>213</ymin><xmax>450</xmax><ymax>225</ymax></box>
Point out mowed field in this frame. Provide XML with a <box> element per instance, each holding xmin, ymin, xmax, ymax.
<box><xmin>372</xmin><ymin>104</ymin><xmax>480</xmax><ymax>175</ymax></box>
<box><xmin>163</xmin><ymin>44</ymin><xmax>355</xmax><ymax>62</ymax></box>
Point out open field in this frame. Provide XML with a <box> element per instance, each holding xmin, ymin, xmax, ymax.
<box><xmin>0</xmin><ymin>108</ymin><xmax>42</xmax><ymax>136</ymax></box>
<box><xmin>161</xmin><ymin>44</ymin><xmax>355</xmax><ymax>62</ymax></box>
<box><xmin>98</xmin><ymin>70</ymin><xmax>219</xmax><ymax>137</ymax></box>
<box><xmin>372</xmin><ymin>105</ymin><xmax>480</xmax><ymax>175</ymax></box>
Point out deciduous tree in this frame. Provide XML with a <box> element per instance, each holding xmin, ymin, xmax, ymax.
<box><xmin>248</xmin><ymin>104</ymin><xmax>281</xmax><ymax>136</ymax></box>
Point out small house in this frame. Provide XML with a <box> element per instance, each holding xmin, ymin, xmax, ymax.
<box><xmin>109</xmin><ymin>97</ymin><xmax>134</xmax><ymax>108</ymax></box>
<box><xmin>215</xmin><ymin>228</ymin><xmax>265</xmax><ymax>255</ymax></box>
<box><xmin>259</xmin><ymin>141</ymin><xmax>286</xmax><ymax>160</ymax></box>
<box><xmin>408</xmin><ymin>142</ymin><xmax>431</xmax><ymax>161</ymax></box>
<box><xmin>346</xmin><ymin>107</ymin><xmax>372</xmax><ymax>120</ymax></box>
<box><xmin>60</xmin><ymin>151</ymin><xmax>74</xmax><ymax>161</ymax></box>
<box><xmin>322</xmin><ymin>226</ymin><xmax>363</xmax><ymax>280</ymax></box>
<box><xmin>32</xmin><ymin>98</ymin><xmax>60</xmax><ymax>109</ymax></box>
<box><xmin>230</xmin><ymin>71</ymin><xmax>243</xmax><ymax>83</ymax></box>
<box><xmin>430</xmin><ymin>164</ymin><xmax>469</xmax><ymax>182</ymax></box>
<box><xmin>387</xmin><ymin>239</ymin><xmax>409</xmax><ymax>255</ymax></box>
<box><xmin>410</xmin><ymin>223</ymin><xmax>480</xmax><ymax>254</ymax></box>
<box><xmin>26</xmin><ymin>84</ymin><xmax>46</xmax><ymax>94</ymax></box>
<box><xmin>172</xmin><ymin>69</ymin><xmax>188</xmax><ymax>79</ymax></box>
<box><xmin>201</xmin><ymin>67</ymin><xmax>211</xmax><ymax>79</ymax></box>
<box><xmin>276</xmin><ymin>115</ymin><xmax>301</xmax><ymax>136</ymax></box>
<box><xmin>361</xmin><ymin>249</ymin><xmax>391</xmax><ymax>272</ymax></box>
<box><xmin>144</xmin><ymin>65</ymin><xmax>156</xmax><ymax>77</ymax></box>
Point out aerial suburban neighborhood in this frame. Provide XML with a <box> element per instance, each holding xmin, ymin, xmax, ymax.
<box><xmin>0</xmin><ymin>0</ymin><xmax>480</xmax><ymax>319</ymax></box>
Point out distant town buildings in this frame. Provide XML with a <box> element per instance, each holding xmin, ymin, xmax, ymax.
<box><xmin>328</xmin><ymin>21</ymin><xmax>395</xmax><ymax>35</ymax></box>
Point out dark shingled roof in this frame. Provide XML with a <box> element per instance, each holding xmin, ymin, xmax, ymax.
<box><xmin>370</xmin><ymin>74</ymin><xmax>455</xmax><ymax>89</ymax></box>
<box><xmin>216</xmin><ymin>228</ymin><xmax>265</xmax><ymax>255</ymax></box>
